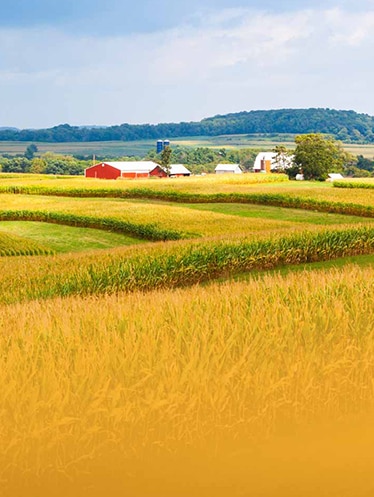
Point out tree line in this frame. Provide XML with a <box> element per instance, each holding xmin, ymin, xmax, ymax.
<box><xmin>0</xmin><ymin>135</ymin><xmax>373</xmax><ymax>178</ymax></box>
<box><xmin>1</xmin><ymin>108</ymin><xmax>374</xmax><ymax>143</ymax></box>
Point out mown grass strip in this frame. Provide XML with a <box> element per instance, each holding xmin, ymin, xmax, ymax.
<box><xmin>0</xmin><ymin>210</ymin><xmax>184</xmax><ymax>242</ymax></box>
<box><xmin>1</xmin><ymin>185</ymin><xmax>374</xmax><ymax>218</ymax></box>
<box><xmin>2</xmin><ymin>226</ymin><xmax>374</xmax><ymax>303</ymax></box>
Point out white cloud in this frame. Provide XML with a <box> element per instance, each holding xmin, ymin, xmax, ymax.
<box><xmin>0</xmin><ymin>6</ymin><xmax>373</xmax><ymax>127</ymax></box>
<box><xmin>326</xmin><ymin>8</ymin><xmax>374</xmax><ymax>46</ymax></box>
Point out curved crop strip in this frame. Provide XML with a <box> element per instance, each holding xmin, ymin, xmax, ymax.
<box><xmin>334</xmin><ymin>181</ymin><xmax>374</xmax><ymax>190</ymax></box>
<box><xmin>2</xmin><ymin>226</ymin><xmax>374</xmax><ymax>303</ymax></box>
<box><xmin>0</xmin><ymin>210</ymin><xmax>184</xmax><ymax>242</ymax></box>
<box><xmin>0</xmin><ymin>231</ymin><xmax>53</xmax><ymax>256</ymax></box>
<box><xmin>1</xmin><ymin>185</ymin><xmax>374</xmax><ymax>218</ymax></box>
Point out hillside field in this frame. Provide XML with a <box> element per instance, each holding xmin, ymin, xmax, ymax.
<box><xmin>1</xmin><ymin>172</ymin><xmax>374</xmax><ymax>496</ymax></box>
<box><xmin>1</xmin><ymin>135</ymin><xmax>374</xmax><ymax>158</ymax></box>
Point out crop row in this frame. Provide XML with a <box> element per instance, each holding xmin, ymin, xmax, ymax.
<box><xmin>1</xmin><ymin>225</ymin><xmax>373</xmax><ymax>303</ymax></box>
<box><xmin>1</xmin><ymin>184</ymin><xmax>374</xmax><ymax>218</ymax></box>
<box><xmin>334</xmin><ymin>181</ymin><xmax>374</xmax><ymax>190</ymax></box>
<box><xmin>0</xmin><ymin>231</ymin><xmax>53</xmax><ymax>256</ymax></box>
<box><xmin>0</xmin><ymin>210</ymin><xmax>183</xmax><ymax>241</ymax></box>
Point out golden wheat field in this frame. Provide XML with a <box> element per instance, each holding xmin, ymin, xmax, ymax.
<box><xmin>0</xmin><ymin>173</ymin><xmax>374</xmax><ymax>496</ymax></box>
<box><xmin>1</xmin><ymin>266</ymin><xmax>374</xmax><ymax>496</ymax></box>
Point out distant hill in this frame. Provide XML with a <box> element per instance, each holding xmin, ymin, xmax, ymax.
<box><xmin>1</xmin><ymin>109</ymin><xmax>373</xmax><ymax>143</ymax></box>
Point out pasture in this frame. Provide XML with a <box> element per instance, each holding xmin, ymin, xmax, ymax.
<box><xmin>0</xmin><ymin>172</ymin><xmax>374</xmax><ymax>496</ymax></box>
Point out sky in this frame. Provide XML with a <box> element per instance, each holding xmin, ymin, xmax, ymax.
<box><xmin>1</xmin><ymin>0</ymin><xmax>374</xmax><ymax>128</ymax></box>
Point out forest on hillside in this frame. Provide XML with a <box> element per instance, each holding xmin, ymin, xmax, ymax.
<box><xmin>1</xmin><ymin>108</ymin><xmax>373</xmax><ymax>143</ymax></box>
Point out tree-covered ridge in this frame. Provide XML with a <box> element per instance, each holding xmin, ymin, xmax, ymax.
<box><xmin>1</xmin><ymin>108</ymin><xmax>373</xmax><ymax>143</ymax></box>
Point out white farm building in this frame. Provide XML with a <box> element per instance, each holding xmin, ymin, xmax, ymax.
<box><xmin>215</xmin><ymin>164</ymin><xmax>242</xmax><ymax>174</ymax></box>
<box><xmin>169</xmin><ymin>164</ymin><xmax>191</xmax><ymax>177</ymax></box>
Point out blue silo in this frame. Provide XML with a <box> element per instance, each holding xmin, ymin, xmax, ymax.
<box><xmin>156</xmin><ymin>140</ymin><xmax>163</xmax><ymax>154</ymax></box>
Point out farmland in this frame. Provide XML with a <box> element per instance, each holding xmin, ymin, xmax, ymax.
<box><xmin>1</xmin><ymin>134</ymin><xmax>374</xmax><ymax>158</ymax></box>
<box><xmin>1</xmin><ymin>172</ymin><xmax>374</xmax><ymax>496</ymax></box>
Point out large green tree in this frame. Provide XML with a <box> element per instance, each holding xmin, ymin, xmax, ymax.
<box><xmin>293</xmin><ymin>134</ymin><xmax>346</xmax><ymax>180</ymax></box>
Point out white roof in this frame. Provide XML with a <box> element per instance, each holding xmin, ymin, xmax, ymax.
<box><xmin>91</xmin><ymin>161</ymin><xmax>160</xmax><ymax>173</ymax></box>
<box><xmin>215</xmin><ymin>163</ymin><xmax>241</xmax><ymax>172</ymax></box>
<box><xmin>169</xmin><ymin>164</ymin><xmax>191</xmax><ymax>175</ymax></box>
<box><xmin>327</xmin><ymin>173</ymin><xmax>344</xmax><ymax>180</ymax></box>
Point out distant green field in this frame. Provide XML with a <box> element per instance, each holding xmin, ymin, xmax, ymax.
<box><xmin>1</xmin><ymin>135</ymin><xmax>373</xmax><ymax>158</ymax></box>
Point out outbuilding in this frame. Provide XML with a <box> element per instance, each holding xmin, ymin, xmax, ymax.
<box><xmin>327</xmin><ymin>173</ymin><xmax>344</xmax><ymax>182</ymax></box>
<box><xmin>169</xmin><ymin>164</ymin><xmax>191</xmax><ymax>177</ymax></box>
<box><xmin>215</xmin><ymin>164</ymin><xmax>242</xmax><ymax>174</ymax></box>
<box><xmin>85</xmin><ymin>161</ymin><xmax>167</xmax><ymax>179</ymax></box>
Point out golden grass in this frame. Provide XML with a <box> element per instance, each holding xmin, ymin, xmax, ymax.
<box><xmin>1</xmin><ymin>173</ymin><xmax>374</xmax><ymax>207</ymax></box>
<box><xmin>1</xmin><ymin>264</ymin><xmax>374</xmax><ymax>495</ymax></box>
<box><xmin>0</xmin><ymin>193</ymin><xmax>322</xmax><ymax>238</ymax></box>
<box><xmin>0</xmin><ymin>231</ymin><xmax>52</xmax><ymax>255</ymax></box>
<box><xmin>1</xmin><ymin>174</ymin><xmax>374</xmax><ymax>495</ymax></box>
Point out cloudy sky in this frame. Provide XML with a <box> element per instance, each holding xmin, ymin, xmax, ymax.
<box><xmin>1</xmin><ymin>0</ymin><xmax>373</xmax><ymax>128</ymax></box>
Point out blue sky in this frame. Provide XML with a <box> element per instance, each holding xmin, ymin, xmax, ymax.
<box><xmin>1</xmin><ymin>0</ymin><xmax>373</xmax><ymax>128</ymax></box>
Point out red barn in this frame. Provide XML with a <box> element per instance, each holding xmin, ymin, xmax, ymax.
<box><xmin>85</xmin><ymin>161</ymin><xmax>167</xmax><ymax>179</ymax></box>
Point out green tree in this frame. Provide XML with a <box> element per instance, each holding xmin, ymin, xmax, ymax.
<box><xmin>2</xmin><ymin>157</ymin><xmax>31</xmax><ymax>173</ymax></box>
<box><xmin>159</xmin><ymin>146</ymin><xmax>172</xmax><ymax>175</ymax></box>
<box><xmin>24</xmin><ymin>143</ymin><xmax>38</xmax><ymax>160</ymax></box>
<box><xmin>293</xmin><ymin>134</ymin><xmax>346</xmax><ymax>181</ymax></box>
<box><xmin>30</xmin><ymin>157</ymin><xmax>46</xmax><ymax>174</ymax></box>
<box><xmin>272</xmin><ymin>145</ymin><xmax>293</xmax><ymax>172</ymax></box>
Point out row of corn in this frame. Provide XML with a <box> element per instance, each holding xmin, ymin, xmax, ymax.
<box><xmin>1</xmin><ymin>225</ymin><xmax>373</xmax><ymax>303</ymax></box>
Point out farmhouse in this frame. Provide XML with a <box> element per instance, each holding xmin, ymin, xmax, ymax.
<box><xmin>215</xmin><ymin>164</ymin><xmax>242</xmax><ymax>174</ymax></box>
<box><xmin>169</xmin><ymin>164</ymin><xmax>191</xmax><ymax>177</ymax></box>
<box><xmin>85</xmin><ymin>161</ymin><xmax>167</xmax><ymax>179</ymax></box>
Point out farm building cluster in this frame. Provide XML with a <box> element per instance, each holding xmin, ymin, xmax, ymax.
<box><xmin>84</xmin><ymin>140</ymin><xmax>298</xmax><ymax>180</ymax></box>
<box><xmin>85</xmin><ymin>162</ymin><xmax>192</xmax><ymax>180</ymax></box>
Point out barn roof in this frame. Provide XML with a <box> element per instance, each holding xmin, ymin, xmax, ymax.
<box><xmin>327</xmin><ymin>173</ymin><xmax>344</xmax><ymax>180</ymax></box>
<box><xmin>215</xmin><ymin>163</ymin><xmax>241</xmax><ymax>172</ymax></box>
<box><xmin>88</xmin><ymin>161</ymin><xmax>160</xmax><ymax>173</ymax></box>
<box><xmin>169</xmin><ymin>164</ymin><xmax>191</xmax><ymax>175</ymax></box>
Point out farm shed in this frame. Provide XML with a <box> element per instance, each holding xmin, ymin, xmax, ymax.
<box><xmin>253</xmin><ymin>152</ymin><xmax>294</xmax><ymax>173</ymax></box>
<box><xmin>327</xmin><ymin>173</ymin><xmax>344</xmax><ymax>182</ymax></box>
<box><xmin>215</xmin><ymin>164</ymin><xmax>242</xmax><ymax>174</ymax></box>
<box><xmin>169</xmin><ymin>164</ymin><xmax>191</xmax><ymax>177</ymax></box>
<box><xmin>85</xmin><ymin>161</ymin><xmax>167</xmax><ymax>179</ymax></box>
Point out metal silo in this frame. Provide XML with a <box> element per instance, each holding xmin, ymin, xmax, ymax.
<box><xmin>156</xmin><ymin>140</ymin><xmax>163</xmax><ymax>154</ymax></box>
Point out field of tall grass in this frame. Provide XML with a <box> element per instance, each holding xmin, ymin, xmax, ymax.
<box><xmin>1</xmin><ymin>173</ymin><xmax>374</xmax><ymax>495</ymax></box>
<box><xmin>1</xmin><ymin>264</ymin><xmax>374</xmax><ymax>495</ymax></box>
